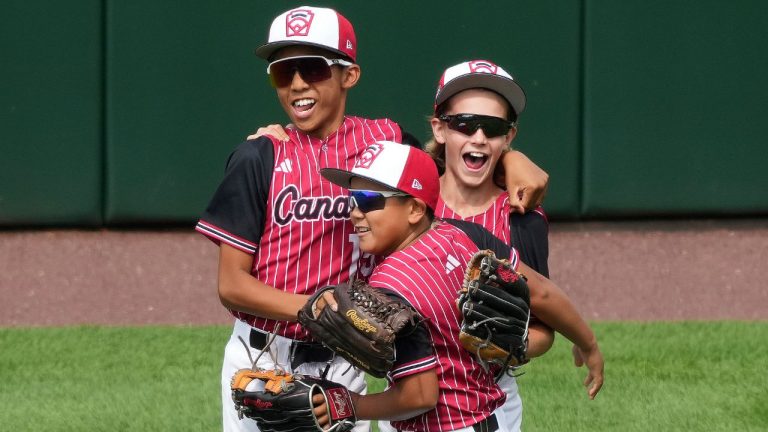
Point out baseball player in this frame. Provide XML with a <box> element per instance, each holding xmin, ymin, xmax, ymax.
<box><xmin>197</xmin><ymin>6</ymin><xmax>551</xmax><ymax>432</ymax></box>
<box><xmin>196</xmin><ymin>7</ymin><xmax>406</xmax><ymax>431</ymax></box>
<box><xmin>317</xmin><ymin>140</ymin><xmax>604</xmax><ymax>431</ymax></box>
<box><xmin>427</xmin><ymin>60</ymin><xmax>556</xmax><ymax>430</ymax></box>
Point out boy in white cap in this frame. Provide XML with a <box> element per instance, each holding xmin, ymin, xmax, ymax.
<box><xmin>315</xmin><ymin>140</ymin><xmax>603</xmax><ymax>432</ymax></box>
<box><xmin>197</xmin><ymin>6</ymin><xmax>398</xmax><ymax>431</ymax></box>
<box><xmin>196</xmin><ymin>6</ymin><xmax>550</xmax><ymax>431</ymax></box>
<box><xmin>428</xmin><ymin>59</ymin><xmax>607</xmax><ymax>431</ymax></box>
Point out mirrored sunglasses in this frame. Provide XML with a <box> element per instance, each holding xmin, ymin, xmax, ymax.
<box><xmin>438</xmin><ymin>113</ymin><xmax>515</xmax><ymax>138</ymax></box>
<box><xmin>348</xmin><ymin>189</ymin><xmax>410</xmax><ymax>214</ymax></box>
<box><xmin>267</xmin><ymin>55</ymin><xmax>353</xmax><ymax>88</ymax></box>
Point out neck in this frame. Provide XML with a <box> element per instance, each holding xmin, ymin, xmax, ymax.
<box><xmin>307</xmin><ymin>97</ymin><xmax>348</xmax><ymax>140</ymax></box>
<box><xmin>309</xmin><ymin>115</ymin><xmax>346</xmax><ymax>140</ymax></box>
<box><xmin>439</xmin><ymin>174</ymin><xmax>503</xmax><ymax>218</ymax></box>
<box><xmin>390</xmin><ymin>219</ymin><xmax>433</xmax><ymax>255</ymax></box>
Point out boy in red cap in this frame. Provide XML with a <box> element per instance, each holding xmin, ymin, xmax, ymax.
<box><xmin>315</xmin><ymin>140</ymin><xmax>603</xmax><ymax>432</ymax></box>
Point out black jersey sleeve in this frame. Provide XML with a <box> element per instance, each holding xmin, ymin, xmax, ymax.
<box><xmin>442</xmin><ymin>218</ymin><xmax>512</xmax><ymax>260</ymax></box>
<box><xmin>377</xmin><ymin>288</ymin><xmax>436</xmax><ymax>380</ymax></box>
<box><xmin>510</xmin><ymin>211</ymin><xmax>550</xmax><ymax>277</ymax></box>
<box><xmin>399</xmin><ymin>126</ymin><xmax>423</xmax><ymax>150</ymax></box>
<box><xmin>196</xmin><ymin>137</ymin><xmax>274</xmax><ymax>253</ymax></box>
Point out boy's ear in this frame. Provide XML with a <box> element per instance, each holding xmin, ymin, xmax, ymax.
<box><xmin>341</xmin><ymin>64</ymin><xmax>361</xmax><ymax>89</ymax></box>
<box><xmin>407</xmin><ymin>198</ymin><xmax>429</xmax><ymax>225</ymax></box>
<box><xmin>505</xmin><ymin>126</ymin><xmax>518</xmax><ymax>145</ymax></box>
<box><xmin>430</xmin><ymin>117</ymin><xmax>447</xmax><ymax>144</ymax></box>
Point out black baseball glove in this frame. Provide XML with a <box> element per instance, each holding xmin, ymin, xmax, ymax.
<box><xmin>458</xmin><ymin>249</ymin><xmax>531</xmax><ymax>377</ymax></box>
<box><xmin>231</xmin><ymin>368</ymin><xmax>356</xmax><ymax>432</ymax></box>
<box><xmin>298</xmin><ymin>280</ymin><xmax>420</xmax><ymax>378</ymax></box>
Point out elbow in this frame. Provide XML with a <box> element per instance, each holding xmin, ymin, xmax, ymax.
<box><xmin>389</xmin><ymin>383</ymin><xmax>438</xmax><ymax>420</ymax></box>
<box><xmin>424</xmin><ymin>388</ymin><xmax>439</xmax><ymax>411</ymax></box>
<box><xmin>541</xmin><ymin>171</ymin><xmax>550</xmax><ymax>187</ymax></box>
<box><xmin>527</xmin><ymin>273</ymin><xmax>551</xmax><ymax>305</ymax></box>
<box><xmin>411</xmin><ymin>386</ymin><xmax>439</xmax><ymax>413</ymax></box>
<box><xmin>217</xmin><ymin>279</ymin><xmax>237</xmax><ymax>309</ymax></box>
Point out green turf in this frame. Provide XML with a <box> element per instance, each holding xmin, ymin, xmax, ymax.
<box><xmin>1</xmin><ymin>322</ymin><xmax>766</xmax><ymax>431</ymax></box>
<box><xmin>515</xmin><ymin>321</ymin><xmax>768</xmax><ymax>431</ymax></box>
<box><xmin>0</xmin><ymin>326</ymin><xmax>227</xmax><ymax>431</ymax></box>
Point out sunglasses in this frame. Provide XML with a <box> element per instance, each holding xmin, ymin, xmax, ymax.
<box><xmin>438</xmin><ymin>113</ymin><xmax>515</xmax><ymax>138</ymax></box>
<box><xmin>267</xmin><ymin>55</ymin><xmax>353</xmax><ymax>88</ymax></box>
<box><xmin>348</xmin><ymin>189</ymin><xmax>410</xmax><ymax>214</ymax></box>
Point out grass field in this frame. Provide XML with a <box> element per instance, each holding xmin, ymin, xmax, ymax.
<box><xmin>1</xmin><ymin>322</ymin><xmax>766</xmax><ymax>431</ymax></box>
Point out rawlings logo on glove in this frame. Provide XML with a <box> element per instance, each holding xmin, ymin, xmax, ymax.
<box><xmin>298</xmin><ymin>280</ymin><xmax>421</xmax><ymax>378</ymax></box>
<box><xmin>345</xmin><ymin>310</ymin><xmax>377</xmax><ymax>334</ymax></box>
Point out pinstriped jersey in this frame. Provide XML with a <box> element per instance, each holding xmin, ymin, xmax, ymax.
<box><xmin>436</xmin><ymin>193</ymin><xmax>513</xmax><ymax>241</ymax></box>
<box><xmin>436</xmin><ymin>192</ymin><xmax>550</xmax><ymax>277</ymax></box>
<box><xmin>196</xmin><ymin>116</ymin><xmax>402</xmax><ymax>340</ymax></box>
<box><xmin>369</xmin><ymin>221</ymin><xmax>519</xmax><ymax>432</ymax></box>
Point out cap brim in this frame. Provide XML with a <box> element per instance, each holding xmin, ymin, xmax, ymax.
<box><xmin>255</xmin><ymin>41</ymin><xmax>353</xmax><ymax>61</ymax></box>
<box><xmin>435</xmin><ymin>74</ymin><xmax>526</xmax><ymax>115</ymax></box>
<box><xmin>320</xmin><ymin>168</ymin><xmax>402</xmax><ymax>193</ymax></box>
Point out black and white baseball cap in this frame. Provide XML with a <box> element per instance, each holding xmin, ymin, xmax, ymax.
<box><xmin>255</xmin><ymin>6</ymin><xmax>357</xmax><ymax>62</ymax></box>
<box><xmin>434</xmin><ymin>60</ymin><xmax>526</xmax><ymax>116</ymax></box>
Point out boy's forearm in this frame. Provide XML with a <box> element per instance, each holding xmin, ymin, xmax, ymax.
<box><xmin>353</xmin><ymin>385</ymin><xmax>434</xmax><ymax>421</ymax></box>
<box><xmin>526</xmin><ymin>271</ymin><xmax>597</xmax><ymax>351</ymax></box>
<box><xmin>219</xmin><ymin>272</ymin><xmax>308</xmax><ymax>321</ymax></box>
<box><xmin>218</xmin><ymin>244</ymin><xmax>309</xmax><ymax>321</ymax></box>
<box><xmin>352</xmin><ymin>371</ymin><xmax>438</xmax><ymax>421</ymax></box>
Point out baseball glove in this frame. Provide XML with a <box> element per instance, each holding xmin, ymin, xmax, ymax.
<box><xmin>298</xmin><ymin>280</ymin><xmax>420</xmax><ymax>378</ymax></box>
<box><xmin>458</xmin><ymin>249</ymin><xmax>530</xmax><ymax>376</ymax></box>
<box><xmin>231</xmin><ymin>368</ymin><xmax>356</xmax><ymax>432</ymax></box>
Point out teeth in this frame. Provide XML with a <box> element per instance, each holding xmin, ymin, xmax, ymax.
<box><xmin>467</xmin><ymin>152</ymin><xmax>487</xmax><ymax>158</ymax></box>
<box><xmin>293</xmin><ymin>98</ymin><xmax>315</xmax><ymax>107</ymax></box>
<box><xmin>355</xmin><ymin>226</ymin><xmax>370</xmax><ymax>233</ymax></box>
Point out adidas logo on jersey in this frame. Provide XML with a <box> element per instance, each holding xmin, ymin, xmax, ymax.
<box><xmin>275</xmin><ymin>159</ymin><xmax>293</xmax><ymax>173</ymax></box>
<box><xmin>412</xmin><ymin>179</ymin><xmax>423</xmax><ymax>190</ymax></box>
<box><xmin>445</xmin><ymin>254</ymin><xmax>460</xmax><ymax>274</ymax></box>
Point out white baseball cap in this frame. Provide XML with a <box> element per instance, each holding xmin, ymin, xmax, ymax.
<box><xmin>321</xmin><ymin>141</ymin><xmax>440</xmax><ymax>211</ymax></box>
<box><xmin>434</xmin><ymin>60</ymin><xmax>526</xmax><ymax>116</ymax></box>
<box><xmin>255</xmin><ymin>6</ymin><xmax>357</xmax><ymax>62</ymax></box>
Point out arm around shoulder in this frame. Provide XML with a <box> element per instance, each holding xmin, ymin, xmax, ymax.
<box><xmin>500</xmin><ymin>150</ymin><xmax>549</xmax><ymax>213</ymax></box>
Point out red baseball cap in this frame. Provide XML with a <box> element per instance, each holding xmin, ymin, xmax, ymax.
<box><xmin>321</xmin><ymin>141</ymin><xmax>439</xmax><ymax>211</ymax></box>
<box><xmin>255</xmin><ymin>6</ymin><xmax>357</xmax><ymax>62</ymax></box>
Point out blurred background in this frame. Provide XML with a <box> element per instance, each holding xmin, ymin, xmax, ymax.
<box><xmin>2</xmin><ymin>0</ymin><xmax>767</xmax><ymax>226</ymax></box>
<box><xmin>1</xmin><ymin>1</ymin><xmax>767</xmax><ymax>327</ymax></box>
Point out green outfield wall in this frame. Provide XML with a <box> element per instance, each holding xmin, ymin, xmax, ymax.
<box><xmin>2</xmin><ymin>0</ymin><xmax>766</xmax><ymax>226</ymax></box>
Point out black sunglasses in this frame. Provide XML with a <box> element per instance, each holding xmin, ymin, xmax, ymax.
<box><xmin>438</xmin><ymin>113</ymin><xmax>515</xmax><ymax>138</ymax></box>
<box><xmin>267</xmin><ymin>55</ymin><xmax>353</xmax><ymax>88</ymax></box>
<box><xmin>348</xmin><ymin>190</ymin><xmax>410</xmax><ymax>214</ymax></box>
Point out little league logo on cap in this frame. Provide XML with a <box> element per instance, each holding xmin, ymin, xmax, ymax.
<box><xmin>255</xmin><ymin>6</ymin><xmax>357</xmax><ymax>61</ymax></box>
<box><xmin>321</xmin><ymin>141</ymin><xmax>439</xmax><ymax>211</ymax></box>
<box><xmin>434</xmin><ymin>59</ymin><xmax>526</xmax><ymax>116</ymax></box>
<box><xmin>285</xmin><ymin>9</ymin><xmax>315</xmax><ymax>37</ymax></box>
<box><xmin>468</xmin><ymin>60</ymin><xmax>498</xmax><ymax>74</ymax></box>
<box><xmin>355</xmin><ymin>142</ymin><xmax>385</xmax><ymax>169</ymax></box>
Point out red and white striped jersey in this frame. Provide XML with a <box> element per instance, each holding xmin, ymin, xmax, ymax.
<box><xmin>369</xmin><ymin>221</ymin><xmax>519</xmax><ymax>432</ymax></box>
<box><xmin>436</xmin><ymin>192</ymin><xmax>550</xmax><ymax>277</ymax></box>
<box><xmin>436</xmin><ymin>193</ymin><xmax>513</xmax><ymax>244</ymax></box>
<box><xmin>197</xmin><ymin>116</ymin><xmax>402</xmax><ymax>340</ymax></box>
